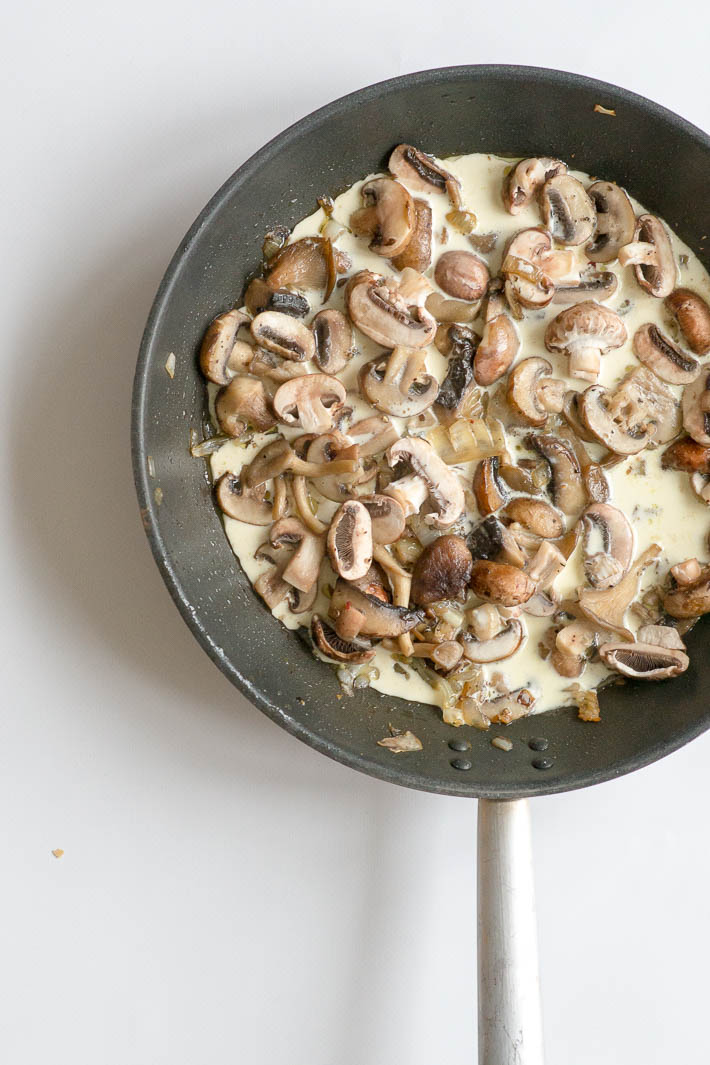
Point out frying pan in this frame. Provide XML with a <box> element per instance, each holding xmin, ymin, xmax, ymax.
<box><xmin>132</xmin><ymin>66</ymin><xmax>710</xmax><ymax>1063</ymax></box>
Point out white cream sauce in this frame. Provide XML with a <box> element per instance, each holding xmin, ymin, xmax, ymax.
<box><xmin>209</xmin><ymin>153</ymin><xmax>710</xmax><ymax>715</ymax></box>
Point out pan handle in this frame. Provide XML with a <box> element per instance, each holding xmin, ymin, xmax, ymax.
<box><xmin>477</xmin><ymin>799</ymin><xmax>544</xmax><ymax>1065</ymax></box>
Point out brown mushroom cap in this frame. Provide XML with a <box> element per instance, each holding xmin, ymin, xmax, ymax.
<box><xmin>251</xmin><ymin>310</ymin><xmax>316</xmax><ymax>362</ymax></box>
<box><xmin>389</xmin><ymin>144</ymin><xmax>462</xmax><ymax>206</ymax></box>
<box><xmin>545</xmin><ymin>301</ymin><xmax>627</xmax><ymax>383</ymax></box>
<box><xmin>244</xmin><ymin>277</ymin><xmax>310</xmax><ymax>319</ymax></box>
<box><xmin>360</xmin><ymin>347</ymin><xmax>438</xmax><ymax>418</ymax></box>
<box><xmin>527</xmin><ymin>434</ymin><xmax>586</xmax><ymax>515</ymax></box>
<box><xmin>473</xmin><ymin>457</ymin><xmax>507</xmax><ymax>516</ymax></box>
<box><xmin>327</xmin><ymin>501</ymin><xmax>373</xmax><ymax>581</ymax></box>
<box><xmin>346</xmin><ymin>271</ymin><xmax>436</xmax><ymax>349</ymax></box>
<box><xmin>215</xmin><ymin>375</ymin><xmax>275</xmax><ymax>438</ymax></box>
<box><xmin>199</xmin><ymin>308</ymin><xmax>251</xmax><ymax>385</ymax></box>
<box><xmin>681</xmin><ymin>367</ymin><xmax>710</xmax><ymax>446</ymax></box>
<box><xmin>214</xmin><ymin>472</ymin><xmax>273</xmax><ymax>525</ymax></box>
<box><xmin>312</xmin><ymin>309</ymin><xmax>356</xmax><ymax>374</ymax></box>
<box><xmin>502</xmin><ymin>157</ymin><xmax>567</xmax><ymax>214</ymax></box>
<box><xmin>474</xmin><ymin>289</ymin><xmax>519</xmax><ymax>386</ymax></box>
<box><xmin>579</xmin><ymin>384</ymin><xmax>651</xmax><ymax>455</ymax></box>
<box><xmin>391</xmin><ymin>199</ymin><xmax>432</xmax><ymax>272</ymax></box>
<box><xmin>540</xmin><ymin>174</ymin><xmax>596</xmax><ymax>246</ymax></box>
<box><xmin>311</xmin><ymin>615</ymin><xmax>375</xmax><ymax>663</ymax></box>
<box><xmin>273</xmin><ymin>373</ymin><xmax>346</xmax><ymax>434</ymax></box>
<box><xmin>350</xmin><ymin>177</ymin><xmax>415</xmax><ymax>258</ymax></box>
<box><xmin>469</xmin><ymin>560</ymin><xmax>535</xmax><ymax>607</ymax></box>
<box><xmin>411</xmin><ymin>534</ymin><xmax>473</xmax><ymax>605</ymax></box>
<box><xmin>585</xmin><ymin>181</ymin><xmax>636</xmax><ymax>263</ymax></box>
<box><xmin>387</xmin><ymin>437</ymin><xmax>465</xmax><ymax>528</ymax></box>
<box><xmin>618</xmin><ymin>214</ymin><xmax>677</xmax><ymax>298</ymax></box>
<box><xmin>632</xmin><ymin>323</ymin><xmax>699</xmax><ymax>385</ymax></box>
<box><xmin>265</xmin><ymin>236</ymin><xmax>339</xmax><ymax>301</ymax></box>
<box><xmin>329</xmin><ymin>578</ymin><xmax>424</xmax><ymax>638</ymax></box>
<box><xmin>507</xmin><ymin>357</ymin><xmax>554</xmax><ymax>427</ymax></box>
<box><xmin>661</xmin><ymin>436</ymin><xmax>710</xmax><ymax>473</ymax></box>
<box><xmin>504</xmin><ymin>497</ymin><xmax>564</xmax><ymax>539</ymax></box>
<box><xmin>666</xmin><ymin>288</ymin><xmax>710</xmax><ymax>355</ymax></box>
<box><xmin>434</xmin><ymin>250</ymin><xmax>490</xmax><ymax>302</ymax></box>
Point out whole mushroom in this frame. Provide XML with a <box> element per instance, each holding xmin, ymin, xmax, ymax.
<box><xmin>545</xmin><ymin>301</ymin><xmax>627</xmax><ymax>382</ymax></box>
<box><xmin>666</xmin><ymin>288</ymin><xmax>710</xmax><ymax>355</ymax></box>
<box><xmin>411</xmin><ymin>535</ymin><xmax>473</xmax><ymax>605</ymax></box>
<box><xmin>434</xmin><ymin>251</ymin><xmax>490</xmax><ymax>302</ymax></box>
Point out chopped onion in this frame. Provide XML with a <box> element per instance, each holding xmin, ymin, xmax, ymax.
<box><xmin>377</xmin><ymin>730</ymin><xmax>423</xmax><ymax>753</ymax></box>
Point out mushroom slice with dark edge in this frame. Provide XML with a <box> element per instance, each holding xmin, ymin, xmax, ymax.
<box><xmin>666</xmin><ymin>288</ymin><xmax>710</xmax><ymax>355</ymax></box>
<box><xmin>632</xmin><ymin>324</ymin><xmax>699</xmax><ymax>385</ymax></box>
<box><xmin>579</xmin><ymin>544</ymin><xmax>661</xmax><ymax>639</ymax></box>
<box><xmin>552</xmin><ymin>271</ymin><xmax>618</xmax><ymax>305</ymax></box>
<box><xmin>391</xmin><ymin>199</ymin><xmax>432</xmax><ymax>271</ymax></box>
<box><xmin>329</xmin><ymin>579</ymin><xmax>424</xmax><ymax>638</ymax></box>
<box><xmin>265</xmin><ymin>236</ymin><xmax>338</xmax><ymax>302</ymax></box>
<box><xmin>599</xmin><ymin>643</ymin><xmax>689</xmax><ymax>680</ymax></box>
<box><xmin>359</xmin><ymin>495</ymin><xmax>406</xmax><ymax>545</ymax></box>
<box><xmin>244</xmin><ymin>437</ymin><xmax>358</xmax><ymax>489</ymax></box>
<box><xmin>661</xmin><ymin>436</ymin><xmax>710</xmax><ymax>473</ymax></box>
<box><xmin>269</xmin><ymin>517</ymin><xmax>325</xmax><ymax>592</ymax></box>
<box><xmin>585</xmin><ymin>181</ymin><xmax>636</xmax><ymax>263</ymax></box>
<box><xmin>411</xmin><ymin>642</ymin><xmax>463</xmax><ymax>671</ymax></box>
<box><xmin>273</xmin><ymin>374</ymin><xmax>346</xmax><ymax>434</ymax></box>
<box><xmin>248</xmin><ymin>348</ymin><xmax>308</xmax><ymax>383</ymax></box>
<box><xmin>619</xmin><ymin>214</ymin><xmax>677</xmax><ymax>298</ymax></box>
<box><xmin>473</xmin><ymin>457</ymin><xmax>507</xmax><ymax>515</ymax></box>
<box><xmin>540</xmin><ymin>174</ymin><xmax>596</xmax><ymax>246</ymax></box>
<box><xmin>350</xmin><ymin>177</ymin><xmax>415</xmax><ymax>257</ymax></box>
<box><xmin>581</xmin><ymin>503</ymin><xmax>634</xmax><ymax>589</ymax></box>
<box><xmin>386</xmin><ymin>437</ymin><xmax>465</xmax><ymax>528</ymax></box>
<box><xmin>410</xmin><ymin>535</ymin><xmax>473</xmax><ymax>605</ymax></box>
<box><xmin>507</xmin><ymin>357</ymin><xmax>555</xmax><ymax>427</ymax></box>
<box><xmin>199</xmin><ymin>308</ymin><xmax>251</xmax><ymax>384</ymax></box>
<box><xmin>214</xmin><ymin>472</ymin><xmax>273</xmax><ymax>525</ymax></box>
<box><xmin>527</xmin><ymin>434</ymin><xmax>586</xmax><ymax>515</ymax></box>
<box><xmin>467</xmin><ymin>515</ymin><xmax>526</xmax><ymax>567</ymax></box>
<box><xmin>434</xmin><ymin>250</ymin><xmax>490</xmax><ymax>302</ymax></box>
<box><xmin>346</xmin><ymin>271</ymin><xmax>436</xmax><ymax>349</ymax></box>
<box><xmin>579</xmin><ymin>385</ymin><xmax>651</xmax><ymax>455</ymax></box>
<box><xmin>327</xmin><ymin>501</ymin><xmax>373</xmax><ymax>581</ymax></box>
<box><xmin>562</xmin><ymin>390</ymin><xmax>598</xmax><ymax>444</ymax></box>
<box><xmin>244</xmin><ymin>278</ymin><xmax>310</xmax><ymax>319</ymax></box>
<box><xmin>254</xmin><ymin>566</ymin><xmax>317</xmax><ymax>614</ymax></box>
<box><xmin>502</xmin><ymin>157</ymin><xmax>567</xmax><ymax>214</ymax></box>
<box><xmin>215</xmin><ymin>376</ymin><xmax>275</xmax><ymax>438</ymax></box>
<box><xmin>502</xmin><ymin>228</ymin><xmax>556</xmax><ymax>310</ymax></box>
<box><xmin>306</xmin><ymin>433</ymin><xmax>361</xmax><ymax>502</ymax></box>
<box><xmin>469</xmin><ymin>560</ymin><xmax>535</xmax><ymax>607</ymax></box>
<box><xmin>250</xmin><ymin>310</ymin><xmax>316</xmax><ymax>362</ymax></box>
<box><xmin>663</xmin><ymin>566</ymin><xmax>710</xmax><ymax>618</ymax></box>
<box><xmin>462</xmin><ymin>618</ymin><xmax>525</xmax><ymax>663</ymax></box>
<box><xmin>474</xmin><ymin>284</ymin><xmax>519</xmax><ymax>386</ymax></box>
<box><xmin>311</xmin><ymin>616</ymin><xmax>375</xmax><ymax>663</ymax></box>
<box><xmin>312</xmin><ymin>309</ymin><xmax>356</xmax><ymax>374</ymax></box>
<box><xmin>434</xmin><ymin>334</ymin><xmax>477</xmax><ymax>426</ymax></box>
<box><xmin>389</xmin><ymin>144</ymin><xmax>462</xmax><ymax>206</ymax></box>
<box><xmin>682</xmin><ymin>367</ymin><xmax>710</xmax><ymax>446</ymax></box>
<box><xmin>545</xmin><ymin>301</ymin><xmax>627</xmax><ymax>383</ymax></box>
<box><xmin>360</xmin><ymin>347</ymin><xmax>438</xmax><ymax>418</ymax></box>
<box><xmin>504</xmin><ymin>497</ymin><xmax>564</xmax><ymax>539</ymax></box>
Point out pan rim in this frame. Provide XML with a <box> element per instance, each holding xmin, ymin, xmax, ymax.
<box><xmin>132</xmin><ymin>64</ymin><xmax>710</xmax><ymax>799</ymax></box>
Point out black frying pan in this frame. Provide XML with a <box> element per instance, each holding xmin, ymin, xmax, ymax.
<box><xmin>131</xmin><ymin>66</ymin><xmax>710</xmax><ymax>1062</ymax></box>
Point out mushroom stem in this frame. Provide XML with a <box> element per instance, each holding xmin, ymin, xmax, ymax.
<box><xmin>567</xmin><ymin>343</ymin><xmax>602</xmax><ymax>382</ymax></box>
<box><xmin>272</xmin><ymin>475</ymin><xmax>288</xmax><ymax>520</ymax></box>
<box><xmin>618</xmin><ymin>241</ymin><xmax>656</xmax><ymax>267</ymax></box>
<box><xmin>373</xmin><ymin>544</ymin><xmax>414</xmax><ymax>657</ymax></box>
<box><xmin>384</xmin><ymin>474</ymin><xmax>429</xmax><ymax>518</ymax></box>
<box><xmin>292</xmin><ymin>476</ymin><xmax>328</xmax><ymax>534</ymax></box>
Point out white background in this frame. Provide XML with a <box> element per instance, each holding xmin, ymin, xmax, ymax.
<box><xmin>3</xmin><ymin>3</ymin><xmax>710</xmax><ymax>1063</ymax></box>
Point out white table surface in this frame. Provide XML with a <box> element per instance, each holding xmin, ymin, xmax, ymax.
<box><xmin>4</xmin><ymin>3</ymin><xmax>709</xmax><ymax>1062</ymax></box>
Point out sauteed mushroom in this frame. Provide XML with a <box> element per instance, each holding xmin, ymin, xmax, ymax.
<box><xmin>545</xmin><ymin>302</ymin><xmax>626</xmax><ymax>383</ymax></box>
<box><xmin>265</xmin><ymin>236</ymin><xmax>339</xmax><ymax>301</ymax></box>
<box><xmin>346</xmin><ymin>271</ymin><xmax>436</xmax><ymax>349</ymax></box>
<box><xmin>502</xmin><ymin>157</ymin><xmax>567</xmax><ymax>214</ymax></box>
<box><xmin>540</xmin><ymin>174</ymin><xmax>595</xmax><ymax>246</ymax></box>
<box><xmin>327</xmin><ymin>501</ymin><xmax>373</xmax><ymax>581</ymax></box>
<box><xmin>329</xmin><ymin>579</ymin><xmax>424</xmax><ymax>638</ymax></box>
<box><xmin>215</xmin><ymin>376</ymin><xmax>275</xmax><ymax>438</ymax></box>
<box><xmin>391</xmin><ymin>199</ymin><xmax>432</xmax><ymax>272</ymax></box>
<box><xmin>386</xmin><ymin>437</ymin><xmax>465</xmax><ymax>528</ymax></box>
<box><xmin>312</xmin><ymin>309</ymin><xmax>356</xmax><ymax>374</ymax></box>
<box><xmin>619</xmin><ymin>214</ymin><xmax>677</xmax><ymax>298</ymax></box>
<box><xmin>214</xmin><ymin>472</ymin><xmax>273</xmax><ymax>525</ymax></box>
<box><xmin>632</xmin><ymin>323</ymin><xmax>699</xmax><ymax>385</ymax></box>
<box><xmin>469</xmin><ymin>560</ymin><xmax>535</xmax><ymax>607</ymax></box>
<box><xmin>360</xmin><ymin>347</ymin><xmax>438</xmax><ymax>418</ymax></box>
<box><xmin>389</xmin><ymin>144</ymin><xmax>462</xmax><ymax>206</ymax></box>
<box><xmin>411</xmin><ymin>535</ymin><xmax>473</xmax><ymax>605</ymax></box>
<box><xmin>666</xmin><ymin>288</ymin><xmax>710</xmax><ymax>355</ymax></box>
<box><xmin>434</xmin><ymin>250</ymin><xmax>489</xmax><ymax>301</ymax></box>
<box><xmin>462</xmin><ymin>619</ymin><xmax>526</xmax><ymax>663</ymax></box>
<box><xmin>508</xmin><ymin>358</ymin><xmax>556</xmax><ymax>426</ymax></box>
<box><xmin>682</xmin><ymin>367</ymin><xmax>710</xmax><ymax>446</ymax></box>
<box><xmin>251</xmin><ymin>310</ymin><xmax>316</xmax><ymax>362</ymax></box>
<box><xmin>599</xmin><ymin>643</ymin><xmax>689</xmax><ymax>680</ymax></box>
<box><xmin>527</xmin><ymin>434</ymin><xmax>586</xmax><ymax>515</ymax></box>
<box><xmin>661</xmin><ymin>436</ymin><xmax>710</xmax><ymax>473</ymax></box>
<box><xmin>200</xmin><ymin>308</ymin><xmax>252</xmax><ymax>384</ymax></box>
<box><xmin>311</xmin><ymin>616</ymin><xmax>375</xmax><ymax>664</ymax></box>
<box><xmin>552</xmin><ymin>271</ymin><xmax>618</xmax><ymax>305</ymax></box>
<box><xmin>350</xmin><ymin>177</ymin><xmax>415</xmax><ymax>257</ymax></box>
<box><xmin>474</xmin><ymin>286</ymin><xmax>519</xmax><ymax>386</ymax></box>
<box><xmin>581</xmin><ymin>503</ymin><xmax>634</xmax><ymax>589</ymax></box>
<box><xmin>585</xmin><ymin>181</ymin><xmax>635</xmax><ymax>263</ymax></box>
<box><xmin>269</xmin><ymin>517</ymin><xmax>325</xmax><ymax>592</ymax></box>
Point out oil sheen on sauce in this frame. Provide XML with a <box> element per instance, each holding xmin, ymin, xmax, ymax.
<box><xmin>209</xmin><ymin>153</ymin><xmax>710</xmax><ymax>715</ymax></box>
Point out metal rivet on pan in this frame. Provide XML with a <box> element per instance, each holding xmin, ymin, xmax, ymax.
<box><xmin>450</xmin><ymin>757</ymin><xmax>473</xmax><ymax>771</ymax></box>
<box><xmin>449</xmin><ymin>739</ymin><xmax>471</xmax><ymax>752</ymax></box>
<box><xmin>528</xmin><ymin>738</ymin><xmax>549</xmax><ymax>752</ymax></box>
<box><xmin>531</xmin><ymin>757</ymin><xmax>554</xmax><ymax>771</ymax></box>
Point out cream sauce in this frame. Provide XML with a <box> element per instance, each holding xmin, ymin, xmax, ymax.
<box><xmin>209</xmin><ymin>153</ymin><xmax>710</xmax><ymax>715</ymax></box>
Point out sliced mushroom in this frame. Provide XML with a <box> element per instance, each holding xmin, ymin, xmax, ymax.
<box><xmin>540</xmin><ymin>174</ymin><xmax>596</xmax><ymax>246</ymax></box>
<box><xmin>215</xmin><ymin>375</ymin><xmax>275</xmax><ymax>438</ymax></box>
<box><xmin>306</xmin><ymin>433</ymin><xmax>362</xmax><ymax>502</ymax></box>
<box><xmin>469</xmin><ymin>560</ymin><xmax>535</xmax><ymax>607</ymax></box>
<box><xmin>504</xmin><ymin>497</ymin><xmax>564</xmax><ymax>539</ymax></box>
<box><xmin>526</xmin><ymin>541</ymin><xmax>567</xmax><ymax>590</ymax></box>
<box><xmin>467</xmin><ymin>603</ymin><xmax>504</xmax><ymax>641</ymax></box>
<box><xmin>467</xmin><ymin>515</ymin><xmax>525</xmax><ymax>567</ymax></box>
<box><xmin>527</xmin><ymin>434</ymin><xmax>586</xmax><ymax>515</ymax></box>
<box><xmin>663</xmin><ymin>567</ymin><xmax>710</xmax><ymax>618</ymax></box>
<box><xmin>254</xmin><ymin>565</ymin><xmax>317</xmax><ymax>614</ymax></box>
<box><xmin>599</xmin><ymin>642</ymin><xmax>689</xmax><ymax>680</ymax></box>
<box><xmin>410</xmin><ymin>535</ymin><xmax>473</xmax><ymax>605</ymax></box>
<box><xmin>671</xmin><ymin>559</ymin><xmax>703</xmax><ymax>585</ymax></box>
<box><xmin>327</xmin><ymin>501</ymin><xmax>373</xmax><ymax>581</ymax></box>
<box><xmin>666</xmin><ymin>288</ymin><xmax>710</xmax><ymax>355</ymax></box>
<box><xmin>244</xmin><ymin>437</ymin><xmax>357</xmax><ymax>489</ymax></box>
<box><xmin>346</xmin><ymin>270</ymin><xmax>436</xmax><ymax>349</ymax></box>
<box><xmin>311</xmin><ymin>615</ymin><xmax>375</xmax><ymax>663</ymax></box>
<box><xmin>579</xmin><ymin>544</ymin><xmax>661</xmax><ymax>639</ymax></box>
<box><xmin>579</xmin><ymin>385</ymin><xmax>651</xmax><ymax>455</ymax></box>
<box><xmin>434</xmin><ymin>250</ymin><xmax>489</xmax><ymax>302</ymax></box>
<box><xmin>248</xmin><ymin>347</ymin><xmax>309</xmax><ymax>383</ymax></box>
<box><xmin>270</xmin><ymin>517</ymin><xmax>325</xmax><ymax>592</ymax></box>
<box><xmin>473</xmin><ymin>457</ymin><xmax>507</xmax><ymax>516</ymax></box>
<box><xmin>329</xmin><ymin>579</ymin><xmax>424</xmax><ymax>638</ymax></box>
<box><xmin>552</xmin><ymin>271</ymin><xmax>618</xmax><ymax>305</ymax></box>
<box><xmin>359</xmin><ymin>495</ymin><xmax>406</xmax><ymax>545</ymax></box>
<box><xmin>608</xmin><ymin>367</ymin><xmax>681</xmax><ymax>445</ymax></box>
<box><xmin>244</xmin><ymin>278</ymin><xmax>310</xmax><ymax>319</ymax></box>
<box><xmin>681</xmin><ymin>367</ymin><xmax>710</xmax><ymax>446</ymax></box>
<box><xmin>581</xmin><ymin>503</ymin><xmax>634</xmax><ymax>589</ymax></box>
<box><xmin>632</xmin><ymin>323</ymin><xmax>699</xmax><ymax>385</ymax></box>
<box><xmin>619</xmin><ymin>214</ymin><xmax>677</xmax><ymax>298</ymax></box>
<box><xmin>474</xmin><ymin>286</ymin><xmax>519</xmax><ymax>386</ymax></box>
<box><xmin>360</xmin><ymin>347</ymin><xmax>438</xmax><ymax>418</ymax></box>
<box><xmin>502</xmin><ymin>228</ymin><xmax>556</xmax><ymax>309</ymax></box>
<box><xmin>545</xmin><ymin>301</ymin><xmax>627</xmax><ymax>383</ymax></box>
<box><xmin>661</xmin><ymin>435</ymin><xmax>710</xmax><ymax>473</ymax></box>
<box><xmin>312</xmin><ymin>309</ymin><xmax>356</xmax><ymax>374</ymax></box>
<box><xmin>251</xmin><ymin>311</ymin><xmax>315</xmax><ymax>362</ymax></box>
<box><xmin>265</xmin><ymin>236</ymin><xmax>339</xmax><ymax>301</ymax></box>
<box><xmin>434</xmin><ymin>335</ymin><xmax>477</xmax><ymax>426</ymax></box>
<box><xmin>585</xmin><ymin>181</ymin><xmax>636</xmax><ymax>263</ymax></box>
<box><xmin>637</xmin><ymin>624</ymin><xmax>687</xmax><ymax>650</ymax></box>
<box><xmin>350</xmin><ymin>177</ymin><xmax>415</xmax><ymax>257</ymax></box>
<box><xmin>391</xmin><ymin>198</ymin><xmax>432</xmax><ymax>271</ymax></box>
<box><xmin>425</xmin><ymin>290</ymin><xmax>479</xmax><ymax>324</ymax></box>
<box><xmin>273</xmin><ymin>374</ymin><xmax>346</xmax><ymax>434</ymax></box>
<box><xmin>386</xmin><ymin>437</ymin><xmax>465</xmax><ymax>528</ymax></box>
<box><xmin>214</xmin><ymin>472</ymin><xmax>273</xmax><ymax>525</ymax></box>
<box><xmin>384</xmin><ymin>474</ymin><xmax>430</xmax><ymax>519</ymax></box>
<box><xmin>199</xmin><ymin>308</ymin><xmax>251</xmax><ymax>384</ymax></box>
<box><xmin>502</xmin><ymin>157</ymin><xmax>567</xmax><ymax>214</ymax></box>
<box><xmin>411</xmin><ymin>641</ymin><xmax>463</xmax><ymax>671</ymax></box>
<box><xmin>389</xmin><ymin>144</ymin><xmax>462</xmax><ymax>206</ymax></box>
<box><xmin>462</xmin><ymin>618</ymin><xmax>525</xmax><ymax>663</ymax></box>
<box><xmin>508</xmin><ymin>358</ymin><xmax>555</xmax><ymax>426</ymax></box>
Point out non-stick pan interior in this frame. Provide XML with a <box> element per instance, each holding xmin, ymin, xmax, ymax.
<box><xmin>132</xmin><ymin>65</ymin><xmax>710</xmax><ymax>798</ymax></box>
